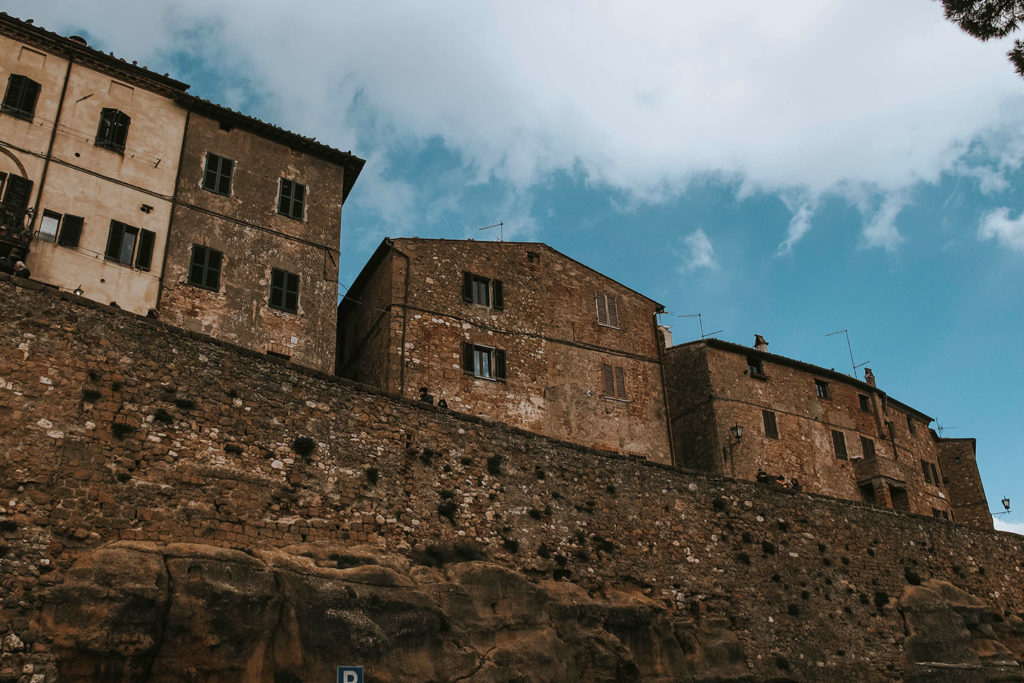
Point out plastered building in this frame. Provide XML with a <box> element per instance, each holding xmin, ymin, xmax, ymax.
<box><xmin>337</xmin><ymin>238</ymin><xmax>674</xmax><ymax>462</ymax></box>
<box><xmin>664</xmin><ymin>336</ymin><xmax>991</xmax><ymax>527</ymax></box>
<box><xmin>0</xmin><ymin>13</ymin><xmax>363</xmax><ymax>372</ymax></box>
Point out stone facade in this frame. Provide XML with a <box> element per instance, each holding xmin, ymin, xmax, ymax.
<box><xmin>664</xmin><ymin>338</ymin><xmax>990</xmax><ymax>527</ymax></box>
<box><xmin>1</xmin><ymin>276</ymin><xmax>1023</xmax><ymax>681</ymax></box>
<box><xmin>337</xmin><ymin>238</ymin><xmax>673</xmax><ymax>462</ymax></box>
<box><xmin>0</xmin><ymin>13</ymin><xmax>363</xmax><ymax>370</ymax></box>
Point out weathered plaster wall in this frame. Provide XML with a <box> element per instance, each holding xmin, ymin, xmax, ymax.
<box><xmin>157</xmin><ymin>112</ymin><xmax>347</xmax><ymax>372</ymax></box>
<box><xmin>1</xmin><ymin>277</ymin><xmax>1022</xmax><ymax>680</ymax></box>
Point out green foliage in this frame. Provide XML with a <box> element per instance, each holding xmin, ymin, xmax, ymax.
<box><xmin>940</xmin><ymin>0</ymin><xmax>1024</xmax><ymax>77</ymax></box>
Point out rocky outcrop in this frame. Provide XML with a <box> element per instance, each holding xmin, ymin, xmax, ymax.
<box><xmin>36</xmin><ymin>542</ymin><xmax>749</xmax><ymax>682</ymax></box>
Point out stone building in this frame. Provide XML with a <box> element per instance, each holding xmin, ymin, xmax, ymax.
<box><xmin>337</xmin><ymin>238</ymin><xmax>673</xmax><ymax>463</ymax></box>
<box><xmin>0</xmin><ymin>13</ymin><xmax>364</xmax><ymax>372</ymax></box>
<box><xmin>664</xmin><ymin>336</ymin><xmax>991</xmax><ymax>527</ymax></box>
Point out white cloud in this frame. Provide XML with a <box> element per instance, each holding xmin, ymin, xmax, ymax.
<box><xmin>993</xmin><ymin>518</ymin><xmax>1024</xmax><ymax>535</ymax></box>
<box><xmin>979</xmin><ymin>208</ymin><xmax>1024</xmax><ymax>251</ymax></box>
<box><xmin>861</xmin><ymin>193</ymin><xmax>908</xmax><ymax>251</ymax></box>
<box><xmin>679</xmin><ymin>229</ymin><xmax>716</xmax><ymax>272</ymax></box>
<box><xmin>778</xmin><ymin>200</ymin><xmax>817</xmax><ymax>255</ymax></box>
<box><xmin>12</xmin><ymin>0</ymin><xmax>1024</xmax><ymax>244</ymax></box>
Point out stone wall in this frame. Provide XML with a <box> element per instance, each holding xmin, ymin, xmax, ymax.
<box><xmin>939</xmin><ymin>438</ymin><xmax>993</xmax><ymax>527</ymax></box>
<box><xmin>1</xmin><ymin>276</ymin><xmax>1023</xmax><ymax>681</ymax></box>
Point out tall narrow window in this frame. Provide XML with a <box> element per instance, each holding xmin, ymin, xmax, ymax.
<box><xmin>269</xmin><ymin>268</ymin><xmax>300</xmax><ymax>313</ymax></box>
<box><xmin>135</xmin><ymin>229</ymin><xmax>155</xmax><ymax>271</ymax></box>
<box><xmin>930</xmin><ymin>462</ymin><xmax>940</xmax><ymax>487</ymax></box>
<box><xmin>38</xmin><ymin>210</ymin><xmax>60</xmax><ymax>242</ymax></box>
<box><xmin>57</xmin><ymin>214</ymin><xmax>83</xmax><ymax>248</ymax></box>
<box><xmin>832</xmin><ymin>430</ymin><xmax>848</xmax><ymax>460</ymax></box>
<box><xmin>203</xmin><ymin>153</ymin><xmax>234</xmax><ymax>195</ymax></box>
<box><xmin>462</xmin><ymin>342</ymin><xmax>506</xmax><ymax>380</ymax></box>
<box><xmin>105</xmin><ymin>221</ymin><xmax>137</xmax><ymax>265</ymax></box>
<box><xmin>815</xmin><ymin>379</ymin><xmax>830</xmax><ymax>399</ymax></box>
<box><xmin>596</xmin><ymin>293</ymin><xmax>618</xmax><ymax>327</ymax></box>
<box><xmin>906</xmin><ymin>414</ymin><xmax>917</xmax><ymax>436</ymax></box>
<box><xmin>277</xmin><ymin>178</ymin><xmax>305</xmax><ymax>220</ymax></box>
<box><xmin>1</xmin><ymin>74</ymin><xmax>40</xmax><ymax>120</ymax></box>
<box><xmin>860</xmin><ymin>436</ymin><xmax>875</xmax><ymax>459</ymax></box>
<box><xmin>762</xmin><ymin>410</ymin><xmax>779</xmax><ymax>439</ymax></box>
<box><xmin>188</xmin><ymin>244</ymin><xmax>223</xmax><ymax>291</ymax></box>
<box><xmin>921</xmin><ymin>459</ymin><xmax>932</xmax><ymax>484</ymax></box>
<box><xmin>95</xmin><ymin>108</ymin><xmax>130</xmax><ymax>153</ymax></box>
<box><xmin>461</xmin><ymin>272</ymin><xmax>503</xmax><ymax>309</ymax></box>
<box><xmin>859</xmin><ymin>394</ymin><xmax>872</xmax><ymax>412</ymax></box>
<box><xmin>747</xmin><ymin>356</ymin><xmax>764</xmax><ymax>376</ymax></box>
<box><xmin>602</xmin><ymin>364</ymin><xmax>627</xmax><ymax>399</ymax></box>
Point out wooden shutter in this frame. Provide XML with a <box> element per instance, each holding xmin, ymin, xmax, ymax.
<box><xmin>920</xmin><ymin>460</ymin><xmax>931</xmax><ymax>483</ymax></box>
<box><xmin>614</xmin><ymin>366</ymin><xmax>625</xmax><ymax>398</ymax></box>
<box><xmin>492</xmin><ymin>279</ymin><xmax>503</xmax><ymax>310</ymax></box>
<box><xmin>462</xmin><ymin>272</ymin><xmax>473</xmax><ymax>302</ymax></box>
<box><xmin>602</xmin><ymin>364</ymin><xmax>614</xmax><ymax>395</ymax></box>
<box><xmin>2</xmin><ymin>174</ymin><xmax>32</xmax><ymax>213</ymax></box>
<box><xmin>105</xmin><ymin>221</ymin><xmax>123</xmax><ymax>261</ymax></box>
<box><xmin>596</xmin><ymin>295</ymin><xmax>607</xmax><ymax>324</ymax></box>
<box><xmin>832</xmin><ymin>430</ymin><xmax>847</xmax><ymax>459</ymax></box>
<box><xmin>462</xmin><ymin>342</ymin><xmax>474</xmax><ymax>373</ymax></box>
<box><xmin>494</xmin><ymin>349</ymin><xmax>506</xmax><ymax>379</ymax></box>
<box><xmin>57</xmin><ymin>214</ymin><xmax>83</xmax><ymax>247</ymax></box>
<box><xmin>135</xmin><ymin>229</ymin><xmax>155</xmax><ymax>271</ymax></box>
<box><xmin>607</xmin><ymin>295</ymin><xmax>618</xmax><ymax>326</ymax></box>
<box><xmin>762</xmin><ymin>410</ymin><xmax>778</xmax><ymax>439</ymax></box>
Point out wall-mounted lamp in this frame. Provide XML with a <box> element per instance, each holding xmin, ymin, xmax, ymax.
<box><xmin>993</xmin><ymin>497</ymin><xmax>1011</xmax><ymax>516</ymax></box>
<box><xmin>722</xmin><ymin>424</ymin><xmax>744</xmax><ymax>477</ymax></box>
<box><xmin>72</xmin><ymin>285</ymin><xmax>83</xmax><ymax>296</ymax></box>
<box><xmin>140</xmin><ymin>204</ymin><xmax>153</xmax><ymax>214</ymax></box>
<box><xmin>730</xmin><ymin>425</ymin><xmax>744</xmax><ymax>441</ymax></box>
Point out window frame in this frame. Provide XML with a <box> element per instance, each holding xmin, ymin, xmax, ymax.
<box><xmin>188</xmin><ymin>244</ymin><xmax>223</xmax><ymax>291</ymax></box>
<box><xmin>104</xmin><ymin>220</ymin><xmax>153</xmax><ymax>270</ymax></box>
<box><xmin>462</xmin><ymin>342</ymin><xmax>506</xmax><ymax>381</ymax></box>
<box><xmin>1</xmin><ymin>74</ymin><xmax>40</xmax><ymax>121</ymax></box>
<box><xmin>747</xmin><ymin>356</ymin><xmax>765</xmax><ymax>377</ymax></box>
<box><xmin>858</xmin><ymin>394</ymin><xmax>872</xmax><ymax>412</ymax></box>
<box><xmin>461</xmin><ymin>271</ymin><xmax>504</xmax><ymax>310</ymax></box>
<box><xmin>860</xmin><ymin>435</ymin><xmax>876</xmax><ymax>459</ymax></box>
<box><xmin>595</xmin><ymin>293</ymin><xmax>619</xmax><ymax>328</ymax></box>
<box><xmin>815</xmin><ymin>379</ymin><xmax>831</xmax><ymax>399</ymax></box>
<box><xmin>762</xmin><ymin>410</ymin><xmax>779</xmax><ymax>439</ymax></box>
<box><xmin>269</xmin><ymin>267</ymin><xmax>300</xmax><ymax>313</ymax></box>
<box><xmin>202</xmin><ymin>152</ymin><xmax>234</xmax><ymax>196</ymax></box>
<box><xmin>831</xmin><ymin>430</ymin><xmax>848</xmax><ymax>460</ymax></box>
<box><xmin>602</xmin><ymin>363</ymin><xmax>627</xmax><ymax>400</ymax></box>
<box><xmin>38</xmin><ymin>210</ymin><xmax>61</xmax><ymax>243</ymax></box>
<box><xmin>95</xmin><ymin>108</ymin><xmax>131</xmax><ymax>153</ymax></box>
<box><xmin>57</xmin><ymin>213</ymin><xmax>83</xmax><ymax>248</ymax></box>
<box><xmin>277</xmin><ymin>178</ymin><xmax>306</xmax><ymax>220</ymax></box>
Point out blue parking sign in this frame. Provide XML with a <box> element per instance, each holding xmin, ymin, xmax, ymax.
<box><xmin>337</xmin><ymin>666</ymin><xmax>364</xmax><ymax>683</ymax></box>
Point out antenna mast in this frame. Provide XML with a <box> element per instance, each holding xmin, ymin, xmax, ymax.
<box><xmin>826</xmin><ymin>329</ymin><xmax>868</xmax><ymax>379</ymax></box>
<box><xmin>478</xmin><ymin>222</ymin><xmax>504</xmax><ymax>241</ymax></box>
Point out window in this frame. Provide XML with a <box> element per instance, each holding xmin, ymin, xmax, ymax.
<box><xmin>832</xmin><ymin>430</ymin><xmax>848</xmax><ymax>460</ymax></box>
<box><xmin>269</xmin><ymin>268</ymin><xmax>300</xmax><ymax>313</ymax></box>
<box><xmin>95</xmin><ymin>108</ymin><xmax>130</xmax><ymax>153</ymax></box>
<box><xmin>462</xmin><ymin>342</ymin><xmax>506</xmax><ymax>380</ymax></box>
<box><xmin>931</xmin><ymin>462</ymin><xmax>940</xmax><ymax>487</ymax></box>
<box><xmin>596</xmin><ymin>293</ymin><xmax>618</xmax><ymax>327</ymax></box>
<box><xmin>747</xmin><ymin>356</ymin><xmax>764</xmax><ymax>377</ymax></box>
<box><xmin>762</xmin><ymin>410</ymin><xmax>778</xmax><ymax>439</ymax></box>
<box><xmin>859</xmin><ymin>394</ymin><xmax>872</xmax><ymax>412</ymax></box>
<box><xmin>1</xmin><ymin>74</ymin><xmax>40</xmax><ymax>120</ymax></box>
<box><xmin>526</xmin><ymin>251</ymin><xmax>540</xmax><ymax>263</ymax></box>
<box><xmin>886</xmin><ymin>420</ymin><xmax>896</xmax><ymax>442</ymax></box>
<box><xmin>58</xmin><ymin>214</ymin><xmax>83</xmax><ymax>248</ymax></box>
<box><xmin>906</xmin><ymin>414</ymin><xmax>916</xmax><ymax>436</ymax></box>
<box><xmin>203</xmin><ymin>153</ymin><xmax>234</xmax><ymax>195</ymax></box>
<box><xmin>815</xmin><ymin>379</ymin><xmax>830</xmax><ymax>399</ymax></box>
<box><xmin>461</xmin><ymin>272</ymin><xmax>503</xmax><ymax>309</ymax></box>
<box><xmin>188</xmin><ymin>244</ymin><xmax>223</xmax><ymax>291</ymax></box>
<box><xmin>921</xmin><ymin>459</ymin><xmax>932</xmax><ymax>484</ymax></box>
<box><xmin>104</xmin><ymin>221</ymin><xmax>153</xmax><ymax>270</ymax></box>
<box><xmin>602</xmin><ymin>363</ymin><xmax>627</xmax><ymax>399</ymax></box>
<box><xmin>39</xmin><ymin>210</ymin><xmax>60</xmax><ymax>242</ymax></box>
<box><xmin>860</xmin><ymin>436</ymin><xmax>875</xmax><ymax>459</ymax></box>
<box><xmin>277</xmin><ymin>178</ymin><xmax>305</xmax><ymax>220</ymax></box>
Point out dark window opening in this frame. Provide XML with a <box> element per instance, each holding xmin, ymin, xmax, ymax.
<box><xmin>921</xmin><ymin>459</ymin><xmax>932</xmax><ymax>484</ymax></box>
<box><xmin>596</xmin><ymin>293</ymin><xmax>619</xmax><ymax>327</ymax></box>
<box><xmin>277</xmin><ymin>178</ymin><xmax>305</xmax><ymax>220</ymax></box>
<box><xmin>889</xmin><ymin>485</ymin><xmax>911</xmax><ymax>513</ymax></box>
<box><xmin>1</xmin><ymin>74</ymin><xmax>40</xmax><ymax>120</ymax></box>
<box><xmin>58</xmin><ymin>214</ymin><xmax>83</xmax><ymax>248</ymax></box>
<box><xmin>860</xmin><ymin>436</ymin><xmax>875</xmax><ymax>459</ymax></box>
<box><xmin>747</xmin><ymin>356</ymin><xmax>764</xmax><ymax>377</ymax></box>
<box><xmin>906</xmin><ymin>413</ymin><xmax>916</xmax><ymax>435</ymax></box>
<box><xmin>859</xmin><ymin>394</ymin><xmax>872</xmax><ymax>412</ymax></box>
<box><xmin>526</xmin><ymin>251</ymin><xmax>540</xmax><ymax>263</ymax></box>
<box><xmin>105</xmin><ymin>220</ymin><xmax>152</xmax><ymax>269</ymax></box>
<box><xmin>815</xmin><ymin>379</ymin><xmax>830</xmax><ymax>399</ymax></box>
<box><xmin>0</xmin><ymin>174</ymin><xmax>33</xmax><ymax>233</ymax></box>
<box><xmin>461</xmin><ymin>271</ymin><xmax>503</xmax><ymax>309</ymax></box>
<box><xmin>269</xmin><ymin>268</ymin><xmax>300</xmax><ymax>313</ymax></box>
<box><xmin>832</xmin><ymin>430</ymin><xmax>847</xmax><ymax>460</ymax></box>
<box><xmin>886</xmin><ymin>420</ymin><xmax>896</xmax><ymax>442</ymax></box>
<box><xmin>602</xmin><ymin>363</ymin><xmax>627</xmax><ymax>399</ymax></box>
<box><xmin>762</xmin><ymin>410</ymin><xmax>778</xmax><ymax>439</ymax></box>
<box><xmin>188</xmin><ymin>244</ymin><xmax>223</xmax><ymax>291</ymax></box>
<box><xmin>859</xmin><ymin>483</ymin><xmax>877</xmax><ymax>506</ymax></box>
<box><xmin>203</xmin><ymin>153</ymin><xmax>234</xmax><ymax>195</ymax></box>
<box><xmin>95</xmin><ymin>108</ymin><xmax>130</xmax><ymax>153</ymax></box>
<box><xmin>462</xmin><ymin>342</ymin><xmax>506</xmax><ymax>380</ymax></box>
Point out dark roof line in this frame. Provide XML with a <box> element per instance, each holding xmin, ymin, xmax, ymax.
<box><xmin>0</xmin><ymin>13</ymin><xmax>365</xmax><ymax>196</ymax></box>
<box><xmin>386</xmin><ymin>237</ymin><xmax>664</xmax><ymax>309</ymax></box>
<box><xmin>669</xmin><ymin>337</ymin><xmax>935</xmax><ymax>423</ymax></box>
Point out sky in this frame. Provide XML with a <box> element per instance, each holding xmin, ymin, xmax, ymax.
<box><xmin>12</xmin><ymin>0</ymin><xmax>1023</xmax><ymax>533</ymax></box>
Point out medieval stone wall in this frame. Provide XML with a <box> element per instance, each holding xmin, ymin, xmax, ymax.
<box><xmin>939</xmin><ymin>438</ymin><xmax>993</xmax><ymax>528</ymax></box>
<box><xmin>1</xmin><ymin>276</ymin><xmax>1022</xmax><ymax>681</ymax></box>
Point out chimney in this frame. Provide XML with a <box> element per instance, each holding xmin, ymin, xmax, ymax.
<box><xmin>68</xmin><ymin>35</ymin><xmax>88</xmax><ymax>46</ymax></box>
<box><xmin>658</xmin><ymin>325</ymin><xmax>673</xmax><ymax>349</ymax></box>
<box><xmin>864</xmin><ymin>367</ymin><xmax>876</xmax><ymax>387</ymax></box>
<box><xmin>754</xmin><ymin>335</ymin><xmax>768</xmax><ymax>352</ymax></box>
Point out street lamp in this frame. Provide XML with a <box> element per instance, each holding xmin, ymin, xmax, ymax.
<box><xmin>993</xmin><ymin>496</ymin><xmax>1011</xmax><ymax>516</ymax></box>
<box><xmin>722</xmin><ymin>424</ymin><xmax>743</xmax><ymax>476</ymax></box>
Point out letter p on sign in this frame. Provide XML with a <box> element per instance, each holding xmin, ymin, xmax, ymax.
<box><xmin>337</xmin><ymin>666</ymin><xmax>364</xmax><ymax>683</ymax></box>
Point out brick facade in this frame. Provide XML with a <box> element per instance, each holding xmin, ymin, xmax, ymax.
<box><xmin>665</xmin><ymin>338</ymin><xmax>990</xmax><ymax>526</ymax></box>
<box><xmin>338</xmin><ymin>238</ymin><xmax>673</xmax><ymax>463</ymax></box>
<box><xmin>0</xmin><ymin>276</ymin><xmax>1022</xmax><ymax>681</ymax></box>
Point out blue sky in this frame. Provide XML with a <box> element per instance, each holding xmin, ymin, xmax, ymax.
<box><xmin>14</xmin><ymin>1</ymin><xmax>1024</xmax><ymax>531</ymax></box>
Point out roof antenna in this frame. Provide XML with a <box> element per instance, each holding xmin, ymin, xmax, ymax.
<box><xmin>663</xmin><ymin>312</ymin><xmax>722</xmax><ymax>339</ymax></box>
<box><xmin>826</xmin><ymin>329</ymin><xmax>869</xmax><ymax>379</ymax></box>
<box><xmin>479</xmin><ymin>222</ymin><xmax>503</xmax><ymax>241</ymax></box>
<box><xmin>935</xmin><ymin>420</ymin><xmax>958</xmax><ymax>437</ymax></box>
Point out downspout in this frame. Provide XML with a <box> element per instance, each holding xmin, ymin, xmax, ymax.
<box><xmin>155</xmin><ymin>108</ymin><xmax>190</xmax><ymax>311</ymax></box>
<box><xmin>654</xmin><ymin>308</ymin><xmax>676</xmax><ymax>467</ymax></box>
<box><xmin>394</xmin><ymin>242</ymin><xmax>411</xmax><ymax>398</ymax></box>
<box><xmin>28</xmin><ymin>56</ymin><xmax>73</xmax><ymax>233</ymax></box>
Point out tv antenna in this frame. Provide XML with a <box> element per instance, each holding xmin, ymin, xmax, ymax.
<box><xmin>479</xmin><ymin>222</ymin><xmax>504</xmax><ymax>241</ymax></box>
<box><xmin>663</xmin><ymin>312</ymin><xmax>722</xmax><ymax>339</ymax></box>
<box><xmin>826</xmin><ymin>329</ymin><xmax>868</xmax><ymax>380</ymax></box>
<box><xmin>935</xmin><ymin>420</ymin><xmax>958</xmax><ymax>437</ymax></box>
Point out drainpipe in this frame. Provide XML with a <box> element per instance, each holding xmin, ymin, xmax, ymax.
<box><xmin>28</xmin><ymin>57</ymin><xmax>73</xmax><ymax>235</ymax></box>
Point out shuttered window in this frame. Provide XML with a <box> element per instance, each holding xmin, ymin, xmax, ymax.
<box><xmin>277</xmin><ymin>178</ymin><xmax>305</xmax><ymax>220</ymax></box>
<box><xmin>462</xmin><ymin>342</ymin><xmax>506</xmax><ymax>380</ymax></box>
<box><xmin>95</xmin><ymin>108</ymin><xmax>130</xmax><ymax>153</ymax></box>
<box><xmin>57</xmin><ymin>214</ymin><xmax>83</xmax><ymax>248</ymax></box>
<box><xmin>832</xmin><ymin>430</ymin><xmax>847</xmax><ymax>460</ymax></box>
<box><xmin>762</xmin><ymin>410</ymin><xmax>779</xmax><ymax>439</ymax></box>
<box><xmin>269</xmin><ymin>268</ymin><xmax>300</xmax><ymax>313</ymax></box>
<box><xmin>860</xmin><ymin>436</ymin><xmax>876</xmax><ymax>459</ymax></box>
<box><xmin>1</xmin><ymin>74</ymin><xmax>40</xmax><ymax>120</ymax></box>
<box><xmin>596</xmin><ymin>293</ymin><xmax>618</xmax><ymax>327</ymax></box>
<box><xmin>105</xmin><ymin>221</ymin><xmax>151</xmax><ymax>269</ymax></box>
<box><xmin>203</xmin><ymin>153</ymin><xmax>234</xmax><ymax>195</ymax></box>
<box><xmin>602</xmin><ymin>363</ymin><xmax>627</xmax><ymax>399</ymax></box>
<box><xmin>188</xmin><ymin>245</ymin><xmax>223</xmax><ymax>291</ymax></box>
<box><xmin>461</xmin><ymin>271</ymin><xmax>503</xmax><ymax>309</ymax></box>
